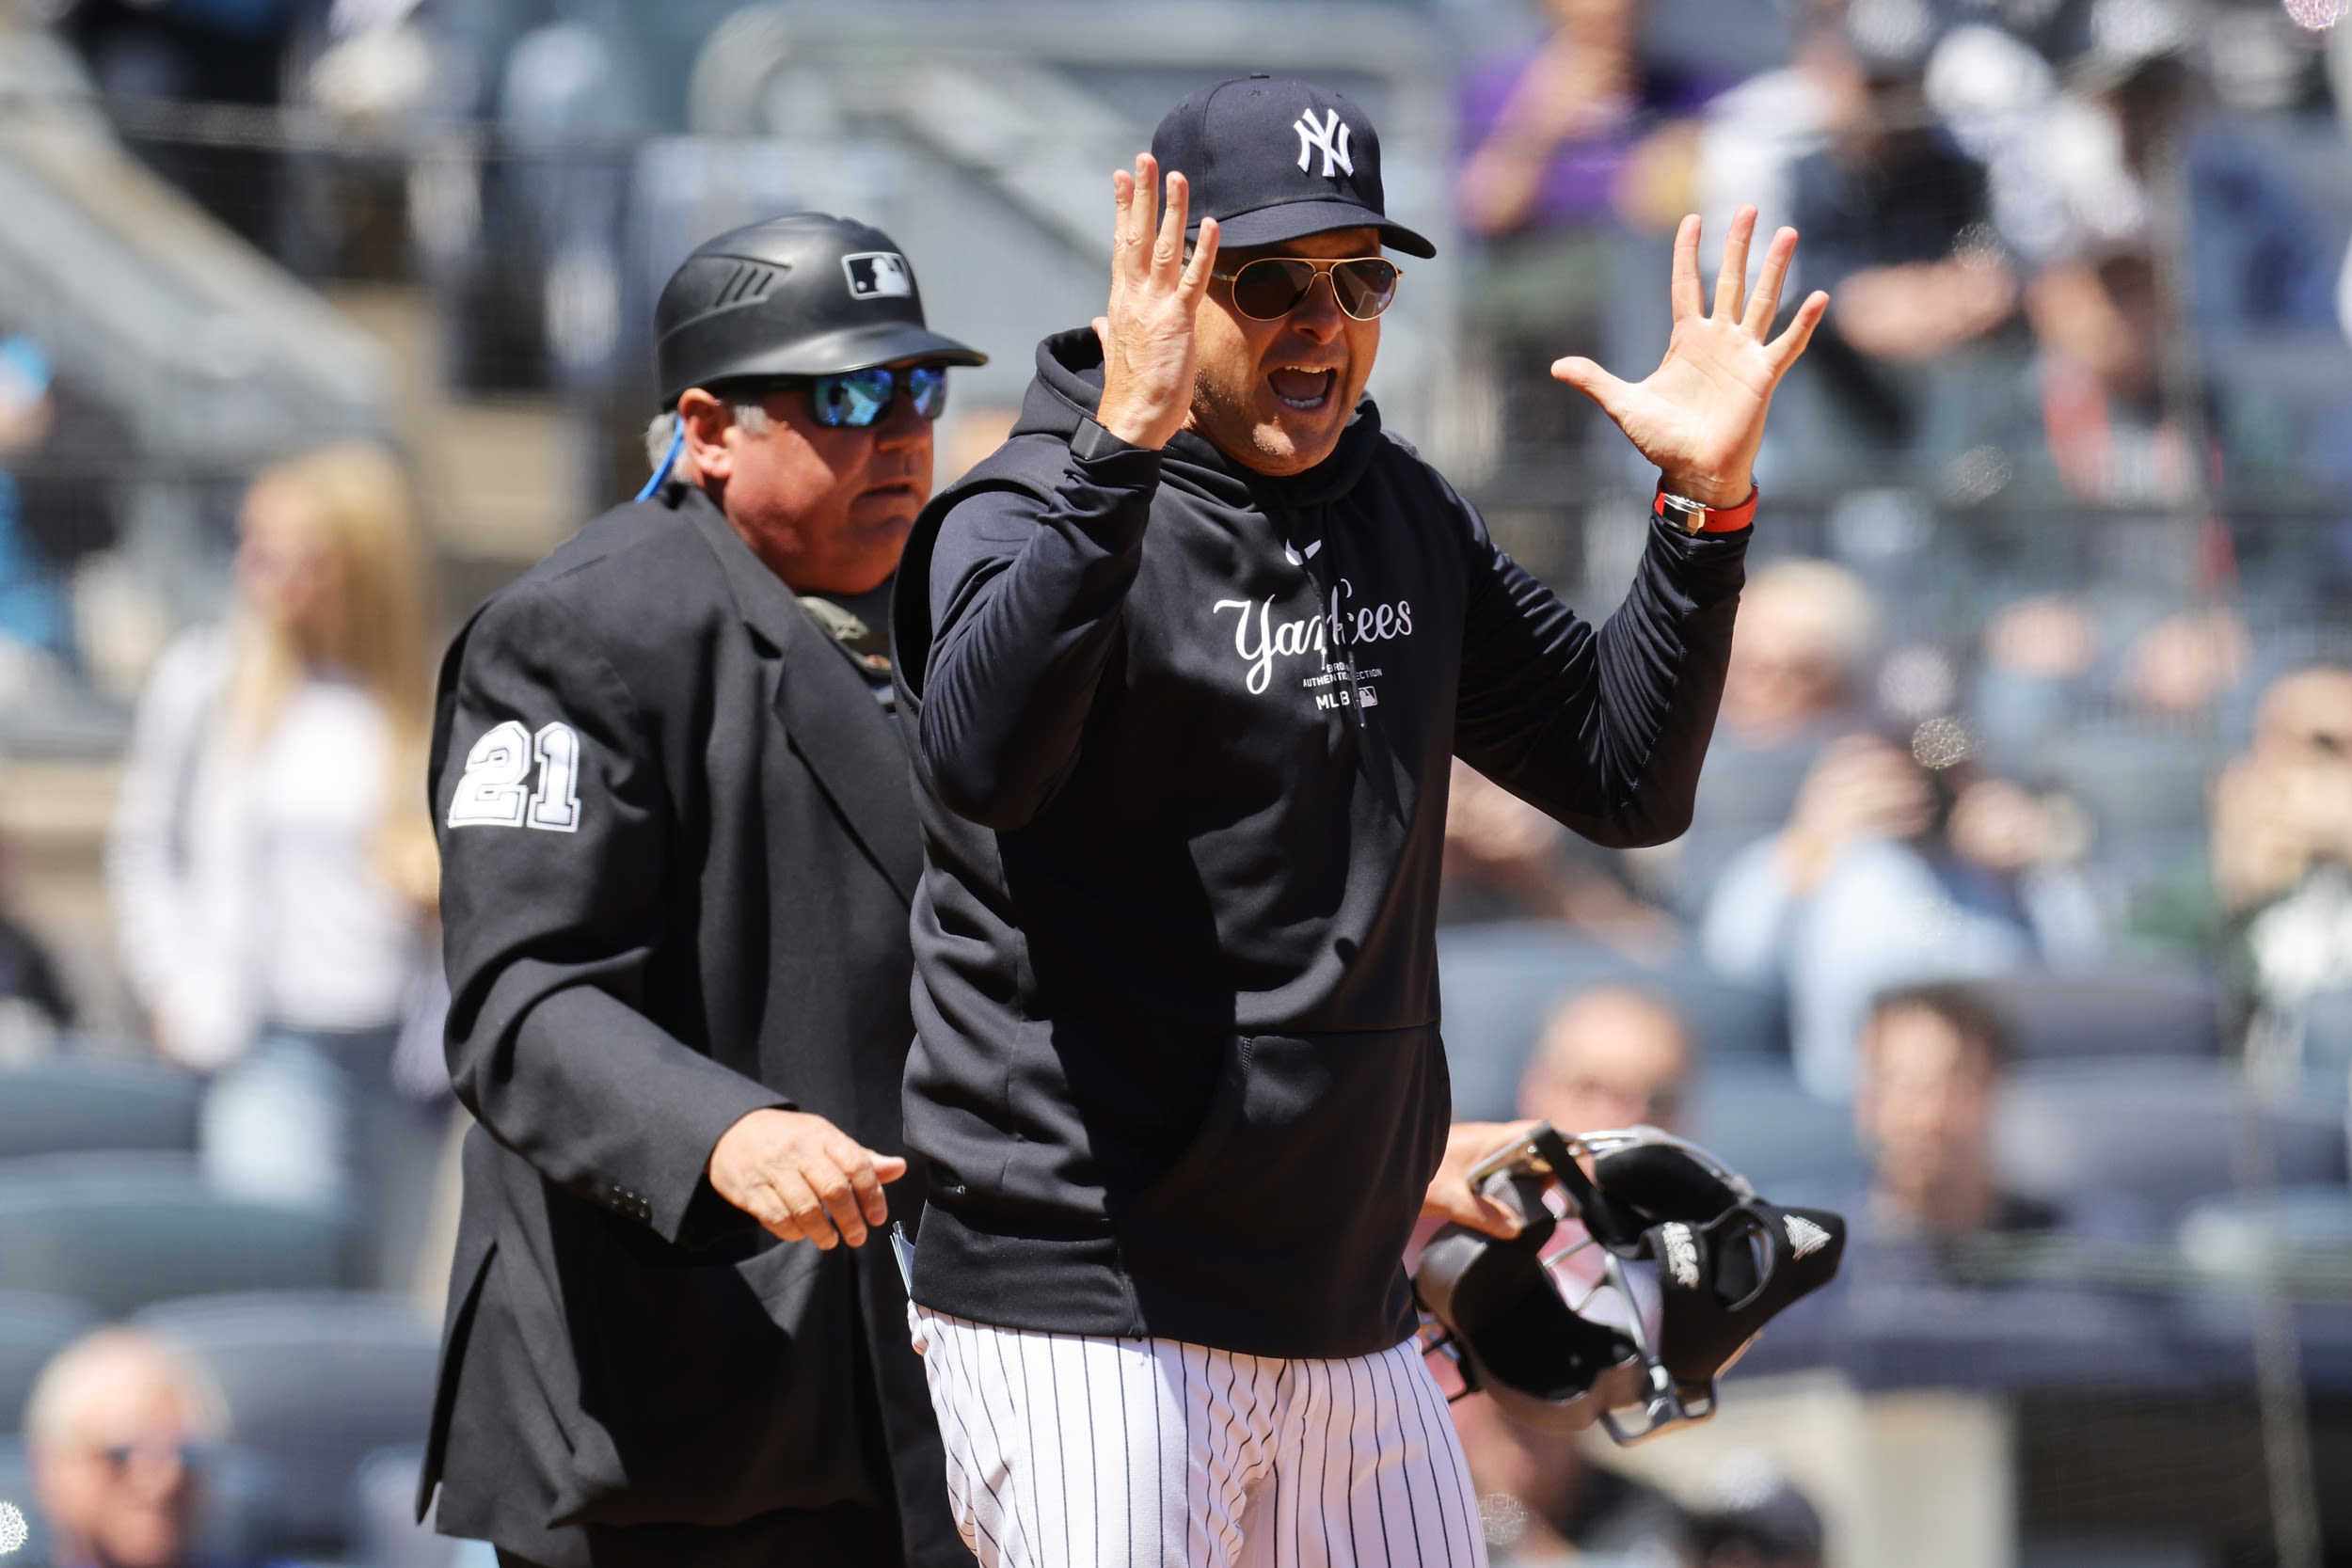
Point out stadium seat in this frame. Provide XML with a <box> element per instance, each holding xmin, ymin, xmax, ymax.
<box><xmin>1994</xmin><ymin>1060</ymin><xmax>2349</xmax><ymax>1223</ymax></box>
<box><xmin>0</xmin><ymin>1289</ymin><xmax>94</xmax><ymax>1433</ymax></box>
<box><xmin>0</xmin><ymin>1056</ymin><xmax>200</xmax><ymax>1159</ymax></box>
<box><xmin>1971</xmin><ymin>971</ymin><xmax>2225</xmax><ymax>1060</ymax></box>
<box><xmin>1438</xmin><ymin>921</ymin><xmax>1783</xmax><ymax>1122</ymax></box>
<box><xmin>2174</xmin><ymin>1187</ymin><xmax>2352</xmax><ymax>1396</ymax></box>
<box><xmin>0</xmin><ymin>1154</ymin><xmax>345</xmax><ymax>1317</ymax></box>
<box><xmin>135</xmin><ymin>1292</ymin><xmax>440</xmax><ymax>1561</ymax></box>
<box><xmin>2034</xmin><ymin>721</ymin><xmax>2217</xmax><ymax>840</ymax></box>
<box><xmin>1683</xmin><ymin>1059</ymin><xmax>1867</xmax><ymax>1199</ymax></box>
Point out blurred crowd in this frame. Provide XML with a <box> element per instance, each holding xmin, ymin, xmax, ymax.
<box><xmin>1457</xmin><ymin>0</ymin><xmax>2351</xmax><ymax>511</ymax></box>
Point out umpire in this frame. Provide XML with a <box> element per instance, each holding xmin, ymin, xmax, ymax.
<box><xmin>417</xmin><ymin>214</ymin><xmax>982</xmax><ymax>1568</ymax></box>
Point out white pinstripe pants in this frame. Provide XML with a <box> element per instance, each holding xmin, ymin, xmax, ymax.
<box><xmin>911</xmin><ymin>1307</ymin><xmax>1487</xmax><ymax>1568</ymax></box>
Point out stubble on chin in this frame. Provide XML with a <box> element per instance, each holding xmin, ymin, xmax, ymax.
<box><xmin>1184</xmin><ymin>368</ymin><xmax>1298</xmax><ymax>472</ymax></box>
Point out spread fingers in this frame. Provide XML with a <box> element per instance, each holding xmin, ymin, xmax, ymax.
<box><xmin>1743</xmin><ymin>226</ymin><xmax>1800</xmax><ymax>338</ymax></box>
<box><xmin>1714</xmin><ymin>205</ymin><xmax>1757</xmax><ymax>324</ymax></box>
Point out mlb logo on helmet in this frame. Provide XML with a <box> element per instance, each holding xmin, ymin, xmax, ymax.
<box><xmin>843</xmin><ymin>252</ymin><xmax>914</xmax><ymax>300</ymax></box>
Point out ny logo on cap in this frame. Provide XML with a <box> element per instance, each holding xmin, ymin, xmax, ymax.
<box><xmin>1293</xmin><ymin>107</ymin><xmax>1353</xmax><ymax>179</ymax></box>
<box><xmin>842</xmin><ymin>252</ymin><xmax>913</xmax><ymax>300</ymax></box>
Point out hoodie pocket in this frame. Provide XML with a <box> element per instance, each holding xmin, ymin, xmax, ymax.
<box><xmin>1115</xmin><ymin>1023</ymin><xmax>1450</xmax><ymax>1359</ymax></box>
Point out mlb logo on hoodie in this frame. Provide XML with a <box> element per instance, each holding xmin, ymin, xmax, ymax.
<box><xmin>843</xmin><ymin>252</ymin><xmax>914</xmax><ymax>300</ymax></box>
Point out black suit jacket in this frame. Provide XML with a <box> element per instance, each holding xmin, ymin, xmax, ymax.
<box><xmin>417</xmin><ymin>484</ymin><xmax>955</xmax><ymax>1568</ymax></box>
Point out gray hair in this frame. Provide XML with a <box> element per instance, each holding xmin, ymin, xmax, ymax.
<box><xmin>24</xmin><ymin>1327</ymin><xmax>229</xmax><ymax>1453</ymax></box>
<box><xmin>642</xmin><ymin>400</ymin><xmax>772</xmax><ymax>475</ymax></box>
<box><xmin>643</xmin><ymin>411</ymin><xmax>677</xmax><ymax>471</ymax></box>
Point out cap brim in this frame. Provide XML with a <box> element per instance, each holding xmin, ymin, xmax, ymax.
<box><xmin>695</xmin><ymin>323</ymin><xmax>988</xmax><ymax>390</ymax></box>
<box><xmin>1192</xmin><ymin>198</ymin><xmax>1436</xmax><ymax>260</ymax></box>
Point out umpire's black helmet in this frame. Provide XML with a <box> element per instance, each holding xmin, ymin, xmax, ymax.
<box><xmin>653</xmin><ymin>214</ymin><xmax>985</xmax><ymax>409</ymax></box>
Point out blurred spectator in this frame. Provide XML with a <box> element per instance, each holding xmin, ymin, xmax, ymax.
<box><xmin>1441</xmin><ymin>758</ymin><xmax>1681</xmax><ymax>959</ymax></box>
<box><xmin>0</xmin><ymin>337</ymin><xmax>75</xmax><ymax>661</ymax></box>
<box><xmin>1457</xmin><ymin>0</ymin><xmax>1713</xmax><ymax>239</ymax></box>
<box><xmin>1987</xmin><ymin>0</ymin><xmax>2333</xmax><ymax>500</ymax></box>
<box><xmin>1447</xmin><ymin>986</ymin><xmax>1697</xmax><ymax>1564</ymax></box>
<box><xmin>2120</xmin><ymin>604</ymin><xmax>2250</xmax><ymax>721</ymax></box>
<box><xmin>107</xmin><ymin>444</ymin><xmax>446</xmax><ymax>1290</ymax></box>
<box><xmin>2023</xmin><ymin>247</ymin><xmax>2196</xmax><ymax>506</ymax></box>
<box><xmin>2214</xmin><ymin>668</ymin><xmax>2352</xmax><ymax>1078</ymax></box>
<box><xmin>1702</xmin><ymin>724</ymin><xmax>2098</xmax><ymax>1098</ymax></box>
<box><xmin>1690</xmin><ymin>1451</ymin><xmax>1828</xmax><ymax>1568</ymax></box>
<box><xmin>1519</xmin><ymin>983</ymin><xmax>1692</xmax><ymax>1135</ymax></box>
<box><xmin>1854</xmin><ymin>982</ymin><xmax>2056</xmax><ymax>1244</ymax></box>
<box><xmin>1788</xmin><ymin>1</ymin><xmax>2019</xmax><ymax>449</ymax></box>
<box><xmin>1456</xmin><ymin>0</ymin><xmax>1722</xmax><ymax>457</ymax></box>
<box><xmin>1695</xmin><ymin>23</ymin><xmax>1848</xmax><ymax>271</ymax></box>
<box><xmin>1972</xmin><ymin>592</ymin><xmax>2102</xmax><ymax>767</ymax></box>
<box><xmin>1717</xmin><ymin>560</ymin><xmax>1876</xmax><ymax>751</ymax></box>
<box><xmin>24</xmin><ymin>1327</ymin><xmax>230</xmax><ymax>1568</ymax></box>
<box><xmin>1669</xmin><ymin>558</ymin><xmax>1876</xmax><ymax>912</ymax></box>
<box><xmin>1791</xmin><ymin>14</ymin><xmax>2018</xmax><ymax>367</ymax></box>
<box><xmin>2213</xmin><ymin>665</ymin><xmax>2352</xmax><ymax>915</ymax></box>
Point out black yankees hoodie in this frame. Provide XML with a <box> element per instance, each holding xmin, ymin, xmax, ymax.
<box><xmin>891</xmin><ymin>329</ymin><xmax>1747</xmax><ymax>1359</ymax></box>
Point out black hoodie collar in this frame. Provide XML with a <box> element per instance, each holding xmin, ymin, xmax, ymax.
<box><xmin>1017</xmin><ymin>327</ymin><xmax>1383</xmax><ymax>513</ymax></box>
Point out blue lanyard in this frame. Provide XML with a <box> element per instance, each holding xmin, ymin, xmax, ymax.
<box><xmin>636</xmin><ymin>420</ymin><xmax>685</xmax><ymax>501</ymax></box>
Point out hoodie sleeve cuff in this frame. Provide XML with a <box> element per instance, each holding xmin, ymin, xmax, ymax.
<box><xmin>1070</xmin><ymin>418</ymin><xmax>1165</xmax><ymax>483</ymax></box>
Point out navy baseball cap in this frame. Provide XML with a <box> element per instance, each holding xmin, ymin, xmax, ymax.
<box><xmin>1151</xmin><ymin>76</ymin><xmax>1436</xmax><ymax>260</ymax></box>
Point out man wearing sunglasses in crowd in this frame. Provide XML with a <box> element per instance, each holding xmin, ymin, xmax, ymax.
<box><xmin>889</xmin><ymin>78</ymin><xmax>1827</xmax><ymax>1566</ymax></box>
<box><xmin>420</xmin><ymin>214</ymin><xmax>979</xmax><ymax>1568</ymax></box>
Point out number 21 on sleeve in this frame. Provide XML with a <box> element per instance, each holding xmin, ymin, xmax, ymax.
<box><xmin>448</xmin><ymin>720</ymin><xmax>584</xmax><ymax>832</ymax></box>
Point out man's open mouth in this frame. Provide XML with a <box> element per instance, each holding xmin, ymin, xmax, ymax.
<box><xmin>1268</xmin><ymin>365</ymin><xmax>1337</xmax><ymax>410</ymax></box>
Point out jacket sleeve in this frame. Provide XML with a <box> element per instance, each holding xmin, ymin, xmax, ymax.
<box><xmin>916</xmin><ymin>441</ymin><xmax>1162</xmax><ymax>830</ymax></box>
<box><xmin>435</xmin><ymin>586</ymin><xmax>784</xmax><ymax>1247</ymax></box>
<box><xmin>1454</xmin><ymin>506</ymin><xmax>1748</xmax><ymax>849</ymax></box>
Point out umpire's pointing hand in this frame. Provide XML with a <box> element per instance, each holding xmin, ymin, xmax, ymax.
<box><xmin>1422</xmin><ymin>1120</ymin><xmax>1541</xmax><ymax>1239</ymax></box>
<box><xmin>1093</xmin><ymin>153</ymin><xmax>1219</xmax><ymax>451</ymax></box>
<box><xmin>708</xmin><ymin>1108</ymin><xmax>907</xmax><ymax>1249</ymax></box>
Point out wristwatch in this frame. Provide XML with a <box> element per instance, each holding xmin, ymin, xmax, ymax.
<box><xmin>1654</xmin><ymin>483</ymin><xmax>1758</xmax><ymax>535</ymax></box>
<box><xmin>1072</xmin><ymin>416</ymin><xmax>1137</xmax><ymax>464</ymax></box>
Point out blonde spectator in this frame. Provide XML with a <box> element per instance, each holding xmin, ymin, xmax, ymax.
<box><xmin>24</xmin><ymin>1328</ymin><xmax>229</xmax><ymax>1568</ymax></box>
<box><xmin>2213</xmin><ymin>666</ymin><xmax>2352</xmax><ymax>914</ymax></box>
<box><xmin>108</xmin><ymin>443</ymin><xmax>445</xmax><ymax>1289</ymax></box>
<box><xmin>1670</xmin><ymin>559</ymin><xmax>1878</xmax><ymax>913</ymax></box>
<box><xmin>1718</xmin><ymin>559</ymin><xmax>1878</xmax><ymax>748</ymax></box>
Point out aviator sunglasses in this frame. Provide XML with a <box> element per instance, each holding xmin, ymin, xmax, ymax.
<box><xmin>1210</xmin><ymin>256</ymin><xmax>1402</xmax><ymax>322</ymax></box>
<box><xmin>797</xmin><ymin>364</ymin><xmax>951</xmax><ymax>428</ymax></box>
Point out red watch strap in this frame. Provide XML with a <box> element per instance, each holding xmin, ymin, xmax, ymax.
<box><xmin>1700</xmin><ymin>485</ymin><xmax>1757</xmax><ymax>532</ymax></box>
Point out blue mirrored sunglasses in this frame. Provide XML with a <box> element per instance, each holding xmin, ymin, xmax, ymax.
<box><xmin>805</xmin><ymin>365</ymin><xmax>950</xmax><ymax>428</ymax></box>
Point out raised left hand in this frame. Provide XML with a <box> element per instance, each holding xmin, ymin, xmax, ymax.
<box><xmin>1551</xmin><ymin>206</ymin><xmax>1827</xmax><ymax>508</ymax></box>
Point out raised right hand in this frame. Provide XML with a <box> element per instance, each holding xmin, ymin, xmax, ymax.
<box><xmin>1092</xmin><ymin>153</ymin><xmax>1219</xmax><ymax>451</ymax></box>
<box><xmin>707</xmin><ymin>1107</ymin><xmax>907</xmax><ymax>1249</ymax></box>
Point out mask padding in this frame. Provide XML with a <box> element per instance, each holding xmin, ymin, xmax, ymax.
<box><xmin>1594</xmin><ymin>1141</ymin><xmax>1742</xmax><ymax>1223</ymax></box>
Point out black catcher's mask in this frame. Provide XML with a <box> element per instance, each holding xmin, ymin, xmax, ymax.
<box><xmin>1413</xmin><ymin>1124</ymin><xmax>1845</xmax><ymax>1444</ymax></box>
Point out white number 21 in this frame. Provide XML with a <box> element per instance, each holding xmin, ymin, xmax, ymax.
<box><xmin>448</xmin><ymin>720</ymin><xmax>583</xmax><ymax>832</ymax></box>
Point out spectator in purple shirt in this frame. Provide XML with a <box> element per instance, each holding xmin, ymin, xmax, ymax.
<box><xmin>1457</xmin><ymin>0</ymin><xmax>1729</xmax><ymax>455</ymax></box>
<box><xmin>1457</xmin><ymin>0</ymin><xmax>1723</xmax><ymax>239</ymax></box>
